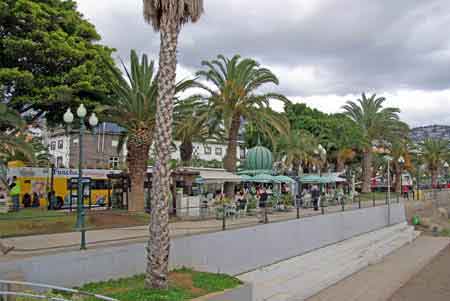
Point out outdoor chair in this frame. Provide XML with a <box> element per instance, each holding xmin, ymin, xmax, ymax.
<box><xmin>303</xmin><ymin>193</ymin><xmax>312</xmax><ymax>208</ymax></box>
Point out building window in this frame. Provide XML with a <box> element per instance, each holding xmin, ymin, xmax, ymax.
<box><xmin>204</xmin><ymin>146</ymin><xmax>212</xmax><ymax>155</ymax></box>
<box><xmin>56</xmin><ymin>156</ymin><xmax>63</xmax><ymax>168</ymax></box>
<box><xmin>58</xmin><ymin>140</ymin><xmax>63</xmax><ymax>149</ymax></box>
<box><xmin>109</xmin><ymin>157</ymin><xmax>120</xmax><ymax>169</ymax></box>
<box><xmin>50</xmin><ymin>141</ymin><xmax>56</xmax><ymax>151</ymax></box>
<box><xmin>215</xmin><ymin>147</ymin><xmax>222</xmax><ymax>156</ymax></box>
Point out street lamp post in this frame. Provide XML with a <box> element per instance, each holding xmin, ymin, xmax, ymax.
<box><xmin>398</xmin><ymin>156</ymin><xmax>405</xmax><ymax>202</ymax></box>
<box><xmin>444</xmin><ymin>162</ymin><xmax>449</xmax><ymax>189</ymax></box>
<box><xmin>385</xmin><ymin>156</ymin><xmax>393</xmax><ymax>225</ymax></box>
<box><xmin>63</xmin><ymin>104</ymin><xmax>98</xmax><ymax>250</ymax></box>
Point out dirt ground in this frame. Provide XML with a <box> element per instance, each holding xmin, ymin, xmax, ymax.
<box><xmin>87</xmin><ymin>211</ymin><xmax>148</xmax><ymax>229</ymax></box>
<box><xmin>389</xmin><ymin>246</ymin><xmax>450</xmax><ymax>301</ymax></box>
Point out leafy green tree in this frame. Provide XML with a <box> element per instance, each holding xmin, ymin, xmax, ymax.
<box><xmin>0</xmin><ymin>0</ymin><xmax>115</xmax><ymax>125</ymax></box>
<box><xmin>419</xmin><ymin>138</ymin><xmax>449</xmax><ymax>188</ymax></box>
<box><xmin>143</xmin><ymin>0</ymin><xmax>204</xmax><ymax>289</ymax></box>
<box><xmin>285</xmin><ymin>103</ymin><xmax>328</xmax><ymax>136</ymax></box>
<box><xmin>320</xmin><ymin>114</ymin><xmax>362</xmax><ymax>172</ymax></box>
<box><xmin>343</xmin><ymin>93</ymin><xmax>403</xmax><ymax>193</ymax></box>
<box><xmin>196</xmin><ymin>55</ymin><xmax>290</xmax><ymax>179</ymax></box>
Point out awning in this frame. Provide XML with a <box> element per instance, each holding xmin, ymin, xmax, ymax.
<box><xmin>251</xmin><ymin>174</ymin><xmax>280</xmax><ymax>183</ymax></box>
<box><xmin>237</xmin><ymin>169</ymin><xmax>273</xmax><ymax>176</ymax></box>
<box><xmin>299</xmin><ymin>173</ymin><xmax>348</xmax><ymax>184</ymax></box>
<box><xmin>193</xmin><ymin>168</ymin><xmax>242</xmax><ymax>184</ymax></box>
<box><xmin>274</xmin><ymin>175</ymin><xmax>296</xmax><ymax>184</ymax></box>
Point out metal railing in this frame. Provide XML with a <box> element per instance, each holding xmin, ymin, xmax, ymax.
<box><xmin>0</xmin><ymin>280</ymin><xmax>117</xmax><ymax>301</ymax></box>
<box><xmin>1</xmin><ymin>194</ymin><xmax>401</xmax><ymax>252</ymax></box>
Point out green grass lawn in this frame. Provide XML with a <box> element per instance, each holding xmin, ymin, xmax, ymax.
<box><xmin>0</xmin><ymin>208</ymin><xmax>149</xmax><ymax>238</ymax></box>
<box><xmin>15</xmin><ymin>269</ymin><xmax>241</xmax><ymax>301</ymax></box>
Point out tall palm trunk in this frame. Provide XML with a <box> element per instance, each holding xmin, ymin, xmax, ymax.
<box><xmin>362</xmin><ymin>148</ymin><xmax>372</xmax><ymax>193</ymax></box>
<box><xmin>292</xmin><ymin>159</ymin><xmax>301</xmax><ymax>176</ymax></box>
<box><xmin>127</xmin><ymin>130</ymin><xmax>151</xmax><ymax>212</ymax></box>
<box><xmin>431</xmin><ymin>169</ymin><xmax>438</xmax><ymax>188</ymax></box>
<box><xmin>146</xmin><ymin>18</ymin><xmax>180</xmax><ymax>290</ymax></box>
<box><xmin>180</xmin><ymin>139</ymin><xmax>193</xmax><ymax>166</ymax></box>
<box><xmin>336</xmin><ymin>156</ymin><xmax>345</xmax><ymax>172</ymax></box>
<box><xmin>393</xmin><ymin>162</ymin><xmax>402</xmax><ymax>193</ymax></box>
<box><xmin>223</xmin><ymin>113</ymin><xmax>240</xmax><ymax>196</ymax></box>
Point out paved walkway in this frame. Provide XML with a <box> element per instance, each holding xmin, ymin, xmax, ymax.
<box><xmin>0</xmin><ymin>200</ymin><xmax>390</xmax><ymax>261</ymax></box>
<box><xmin>389</xmin><ymin>245</ymin><xmax>450</xmax><ymax>301</ymax></box>
<box><xmin>307</xmin><ymin>236</ymin><xmax>450</xmax><ymax>301</ymax></box>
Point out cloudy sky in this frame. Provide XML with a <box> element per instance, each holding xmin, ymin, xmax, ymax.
<box><xmin>76</xmin><ymin>0</ymin><xmax>450</xmax><ymax>127</ymax></box>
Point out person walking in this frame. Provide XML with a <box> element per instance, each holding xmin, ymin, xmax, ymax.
<box><xmin>255</xmin><ymin>186</ymin><xmax>267</xmax><ymax>223</ymax></box>
<box><xmin>9</xmin><ymin>176</ymin><xmax>21</xmax><ymax>211</ymax></box>
<box><xmin>311</xmin><ymin>185</ymin><xmax>320</xmax><ymax>211</ymax></box>
<box><xmin>402</xmin><ymin>185</ymin><xmax>410</xmax><ymax>200</ymax></box>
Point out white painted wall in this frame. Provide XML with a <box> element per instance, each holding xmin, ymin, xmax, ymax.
<box><xmin>170</xmin><ymin>141</ymin><xmax>243</xmax><ymax>162</ymax></box>
<box><xmin>47</xmin><ymin>136</ymin><xmax>71</xmax><ymax>168</ymax></box>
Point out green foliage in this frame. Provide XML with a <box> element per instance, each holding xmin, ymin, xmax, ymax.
<box><xmin>285</xmin><ymin>103</ymin><xmax>362</xmax><ymax>152</ymax></box>
<box><xmin>419</xmin><ymin>138</ymin><xmax>450</xmax><ymax>173</ymax></box>
<box><xmin>173</xmin><ymin>96</ymin><xmax>224</xmax><ymax>164</ymax></box>
<box><xmin>275</xmin><ymin>129</ymin><xmax>318</xmax><ymax>173</ymax></box>
<box><xmin>99</xmin><ymin>50</ymin><xmax>158</xmax><ymax>137</ymax></box>
<box><xmin>0</xmin><ymin>0</ymin><xmax>116</xmax><ymax>125</ymax></box>
<box><xmin>342</xmin><ymin>93</ymin><xmax>405</xmax><ymax>149</ymax></box>
<box><xmin>192</xmin><ymin>270</ymin><xmax>241</xmax><ymax>293</ymax></box>
<box><xmin>190</xmin><ymin>158</ymin><xmax>223</xmax><ymax>168</ymax></box>
<box><xmin>285</xmin><ymin>103</ymin><xmax>328</xmax><ymax>136</ymax></box>
<box><xmin>197</xmin><ymin>54</ymin><xmax>290</xmax><ymax>170</ymax></box>
<box><xmin>76</xmin><ymin>270</ymin><xmax>241</xmax><ymax>301</ymax></box>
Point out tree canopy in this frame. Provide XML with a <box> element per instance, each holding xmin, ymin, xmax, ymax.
<box><xmin>0</xmin><ymin>0</ymin><xmax>116</xmax><ymax>125</ymax></box>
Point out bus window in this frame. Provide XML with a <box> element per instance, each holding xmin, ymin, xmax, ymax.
<box><xmin>91</xmin><ymin>179</ymin><xmax>108</xmax><ymax>190</ymax></box>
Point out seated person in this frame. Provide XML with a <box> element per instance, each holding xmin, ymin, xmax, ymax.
<box><xmin>22</xmin><ymin>193</ymin><xmax>31</xmax><ymax>208</ymax></box>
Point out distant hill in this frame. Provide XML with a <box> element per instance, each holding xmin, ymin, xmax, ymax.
<box><xmin>410</xmin><ymin>125</ymin><xmax>450</xmax><ymax>143</ymax></box>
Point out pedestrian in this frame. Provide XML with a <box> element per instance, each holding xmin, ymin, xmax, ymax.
<box><xmin>311</xmin><ymin>185</ymin><xmax>320</xmax><ymax>211</ymax></box>
<box><xmin>256</xmin><ymin>186</ymin><xmax>268</xmax><ymax>222</ymax></box>
<box><xmin>402</xmin><ymin>185</ymin><xmax>409</xmax><ymax>200</ymax></box>
<box><xmin>9</xmin><ymin>176</ymin><xmax>21</xmax><ymax>211</ymax></box>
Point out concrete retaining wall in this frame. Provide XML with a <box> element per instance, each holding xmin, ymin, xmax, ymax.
<box><xmin>0</xmin><ymin>204</ymin><xmax>405</xmax><ymax>288</ymax></box>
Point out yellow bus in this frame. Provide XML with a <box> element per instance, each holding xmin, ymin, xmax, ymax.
<box><xmin>7</xmin><ymin>167</ymin><xmax>121</xmax><ymax>209</ymax></box>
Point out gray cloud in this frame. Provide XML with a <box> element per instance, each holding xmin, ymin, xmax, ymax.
<box><xmin>76</xmin><ymin>0</ymin><xmax>450</xmax><ymax>125</ymax></box>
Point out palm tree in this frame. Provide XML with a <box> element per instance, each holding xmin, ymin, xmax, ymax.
<box><xmin>142</xmin><ymin>0</ymin><xmax>204</xmax><ymax>289</ymax></box>
<box><xmin>196</xmin><ymin>55</ymin><xmax>290</xmax><ymax>190</ymax></box>
<box><xmin>419</xmin><ymin>138</ymin><xmax>449</xmax><ymax>188</ymax></box>
<box><xmin>276</xmin><ymin>130</ymin><xmax>318</xmax><ymax>175</ymax></box>
<box><xmin>342</xmin><ymin>93</ymin><xmax>403</xmax><ymax>193</ymax></box>
<box><xmin>388</xmin><ymin>138</ymin><xmax>411</xmax><ymax>193</ymax></box>
<box><xmin>173</xmin><ymin>97</ymin><xmax>223</xmax><ymax>166</ymax></box>
<box><xmin>101</xmin><ymin>50</ymin><xmax>193</xmax><ymax>212</ymax></box>
<box><xmin>0</xmin><ymin>104</ymin><xmax>34</xmax><ymax>190</ymax></box>
<box><xmin>101</xmin><ymin>50</ymin><xmax>156</xmax><ymax>212</ymax></box>
<box><xmin>0</xmin><ymin>103</ymin><xmax>33</xmax><ymax>161</ymax></box>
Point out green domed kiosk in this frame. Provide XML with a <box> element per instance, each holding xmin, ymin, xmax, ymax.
<box><xmin>242</xmin><ymin>145</ymin><xmax>273</xmax><ymax>175</ymax></box>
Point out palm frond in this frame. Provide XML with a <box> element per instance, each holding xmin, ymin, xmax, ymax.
<box><xmin>143</xmin><ymin>0</ymin><xmax>204</xmax><ymax>31</ymax></box>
